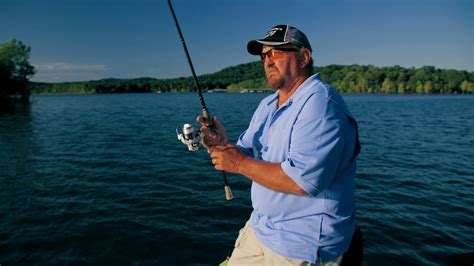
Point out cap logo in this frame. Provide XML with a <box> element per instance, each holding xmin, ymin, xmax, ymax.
<box><xmin>265</xmin><ymin>27</ymin><xmax>283</xmax><ymax>38</ymax></box>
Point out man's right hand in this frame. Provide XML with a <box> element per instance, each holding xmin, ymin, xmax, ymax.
<box><xmin>196</xmin><ymin>115</ymin><xmax>227</xmax><ymax>151</ymax></box>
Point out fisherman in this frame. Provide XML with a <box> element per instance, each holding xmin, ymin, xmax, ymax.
<box><xmin>198</xmin><ymin>25</ymin><xmax>363</xmax><ymax>265</ymax></box>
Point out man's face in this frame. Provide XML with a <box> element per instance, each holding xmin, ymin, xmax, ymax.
<box><xmin>261</xmin><ymin>45</ymin><xmax>301</xmax><ymax>90</ymax></box>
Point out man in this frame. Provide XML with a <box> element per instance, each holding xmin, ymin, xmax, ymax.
<box><xmin>198</xmin><ymin>25</ymin><xmax>362</xmax><ymax>265</ymax></box>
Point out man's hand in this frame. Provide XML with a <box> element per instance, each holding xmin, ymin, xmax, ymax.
<box><xmin>196</xmin><ymin>115</ymin><xmax>227</xmax><ymax>150</ymax></box>
<box><xmin>210</xmin><ymin>144</ymin><xmax>246</xmax><ymax>174</ymax></box>
<box><xmin>210</xmin><ymin>144</ymin><xmax>307</xmax><ymax>195</ymax></box>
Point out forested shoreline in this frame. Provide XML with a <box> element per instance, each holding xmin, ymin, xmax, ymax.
<box><xmin>30</xmin><ymin>62</ymin><xmax>473</xmax><ymax>94</ymax></box>
<box><xmin>2</xmin><ymin>39</ymin><xmax>473</xmax><ymax>113</ymax></box>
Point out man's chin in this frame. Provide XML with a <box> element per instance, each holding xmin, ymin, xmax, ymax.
<box><xmin>265</xmin><ymin>74</ymin><xmax>277</xmax><ymax>87</ymax></box>
<box><xmin>267</xmin><ymin>77</ymin><xmax>283</xmax><ymax>89</ymax></box>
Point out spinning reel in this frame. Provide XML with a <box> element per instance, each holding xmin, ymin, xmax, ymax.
<box><xmin>176</xmin><ymin>123</ymin><xmax>202</xmax><ymax>152</ymax></box>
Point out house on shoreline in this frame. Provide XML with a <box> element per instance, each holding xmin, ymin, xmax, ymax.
<box><xmin>239</xmin><ymin>88</ymin><xmax>273</xmax><ymax>93</ymax></box>
<box><xmin>206</xmin><ymin>88</ymin><xmax>273</xmax><ymax>93</ymax></box>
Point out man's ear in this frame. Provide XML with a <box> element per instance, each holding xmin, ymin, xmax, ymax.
<box><xmin>300</xmin><ymin>49</ymin><xmax>311</xmax><ymax>68</ymax></box>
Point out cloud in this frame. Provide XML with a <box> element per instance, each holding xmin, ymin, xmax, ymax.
<box><xmin>31</xmin><ymin>62</ymin><xmax>109</xmax><ymax>82</ymax></box>
<box><xmin>35</xmin><ymin>62</ymin><xmax>108</xmax><ymax>72</ymax></box>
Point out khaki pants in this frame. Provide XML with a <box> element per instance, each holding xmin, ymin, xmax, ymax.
<box><xmin>228</xmin><ymin>222</ymin><xmax>343</xmax><ymax>266</ymax></box>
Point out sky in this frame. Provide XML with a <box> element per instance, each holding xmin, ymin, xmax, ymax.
<box><xmin>1</xmin><ymin>0</ymin><xmax>472</xmax><ymax>82</ymax></box>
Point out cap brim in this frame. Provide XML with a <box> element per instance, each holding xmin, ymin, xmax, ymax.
<box><xmin>247</xmin><ymin>40</ymin><xmax>291</xmax><ymax>55</ymax></box>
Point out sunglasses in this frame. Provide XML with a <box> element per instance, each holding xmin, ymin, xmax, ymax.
<box><xmin>260</xmin><ymin>47</ymin><xmax>299</xmax><ymax>61</ymax></box>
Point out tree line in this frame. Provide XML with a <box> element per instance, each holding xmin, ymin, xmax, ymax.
<box><xmin>2</xmin><ymin>39</ymin><xmax>473</xmax><ymax>110</ymax></box>
<box><xmin>29</xmin><ymin>61</ymin><xmax>266</xmax><ymax>94</ymax></box>
<box><xmin>30</xmin><ymin>62</ymin><xmax>473</xmax><ymax>95</ymax></box>
<box><xmin>316</xmin><ymin>64</ymin><xmax>473</xmax><ymax>94</ymax></box>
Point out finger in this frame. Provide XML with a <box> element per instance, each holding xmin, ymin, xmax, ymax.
<box><xmin>213</xmin><ymin>116</ymin><xmax>224</xmax><ymax>130</ymax></box>
<box><xmin>196</xmin><ymin>115</ymin><xmax>204</xmax><ymax>125</ymax></box>
<box><xmin>204</xmin><ymin>144</ymin><xmax>213</xmax><ymax>153</ymax></box>
<box><xmin>209</xmin><ymin>149</ymin><xmax>217</xmax><ymax>157</ymax></box>
<box><xmin>201</xmin><ymin>131</ymin><xmax>218</xmax><ymax>143</ymax></box>
<box><xmin>214</xmin><ymin>145</ymin><xmax>227</xmax><ymax>151</ymax></box>
<box><xmin>196</xmin><ymin>115</ymin><xmax>210</xmax><ymax>126</ymax></box>
<box><xmin>202</xmin><ymin>141</ymin><xmax>215</xmax><ymax>151</ymax></box>
<box><xmin>210</xmin><ymin>152</ymin><xmax>217</xmax><ymax>159</ymax></box>
<box><xmin>214</xmin><ymin>164</ymin><xmax>222</xmax><ymax>171</ymax></box>
<box><xmin>200</xmin><ymin>128</ymin><xmax>215</xmax><ymax>137</ymax></box>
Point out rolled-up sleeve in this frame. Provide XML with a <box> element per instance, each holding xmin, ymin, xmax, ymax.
<box><xmin>281</xmin><ymin>96</ymin><xmax>345</xmax><ymax>197</ymax></box>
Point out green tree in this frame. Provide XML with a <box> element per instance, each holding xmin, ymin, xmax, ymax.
<box><xmin>397</xmin><ymin>82</ymin><xmax>406</xmax><ymax>94</ymax></box>
<box><xmin>341</xmin><ymin>71</ymin><xmax>357</xmax><ymax>93</ymax></box>
<box><xmin>0</xmin><ymin>39</ymin><xmax>35</xmax><ymax>108</ymax></box>
<box><xmin>366</xmin><ymin>67</ymin><xmax>384</xmax><ymax>92</ymax></box>
<box><xmin>381</xmin><ymin>78</ymin><xmax>395</xmax><ymax>94</ymax></box>
<box><xmin>415</xmin><ymin>81</ymin><xmax>424</xmax><ymax>94</ymax></box>
<box><xmin>356</xmin><ymin>77</ymin><xmax>368</xmax><ymax>93</ymax></box>
<box><xmin>423</xmin><ymin>81</ymin><xmax>433</xmax><ymax>94</ymax></box>
<box><xmin>460</xmin><ymin>80</ymin><xmax>473</xmax><ymax>94</ymax></box>
<box><xmin>441</xmin><ymin>69</ymin><xmax>465</xmax><ymax>93</ymax></box>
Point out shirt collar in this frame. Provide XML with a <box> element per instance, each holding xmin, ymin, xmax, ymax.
<box><xmin>266</xmin><ymin>90</ymin><xmax>279</xmax><ymax>106</ymax></box>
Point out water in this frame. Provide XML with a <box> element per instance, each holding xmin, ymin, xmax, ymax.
<box><xmin>1</xmin><ymin>93</ymin><xmax>473</xmax><ymax>265</ymax></box>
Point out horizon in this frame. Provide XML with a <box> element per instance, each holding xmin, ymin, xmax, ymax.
<box><xmin>28</xmin><ymin>62</ymin><xmax>473</xmax><ymax>84</ymax></box>
<box><xmin>1</xmin><ymin>0</ymin><xmax>472</xmax><ymax>83</ymax></box>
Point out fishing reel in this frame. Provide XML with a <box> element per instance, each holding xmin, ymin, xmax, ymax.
<box><xmin>176</xmin><ymin>123</ymin><xmax>202</xmax><ymax>151</ymax></box>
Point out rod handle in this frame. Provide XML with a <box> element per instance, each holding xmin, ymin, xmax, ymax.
<box><xmin>202</xmin><ymin>108</ymin><xmax>213</xmax><ymax>126</ymax></box>
<box><xmin>224</xmin><ymin>185</ymin><xmax>233</xmax><ymax>201</ymax></box>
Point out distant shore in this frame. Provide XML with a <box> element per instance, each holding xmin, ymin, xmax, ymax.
<box><xmin>29</xmin><ymin>62</ymin><xmax>474</xmax><ymax>95</ymax></box>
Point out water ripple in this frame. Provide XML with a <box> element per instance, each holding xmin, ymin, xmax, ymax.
<box><xmin>1</xmin><ymin>94</ymin><xmax>473</xmax><ymax>265</ymax></box>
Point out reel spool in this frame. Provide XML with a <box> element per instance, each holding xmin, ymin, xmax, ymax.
<box><xmin>177</xmin><ymin>123</ymin><xmax>201</xmax><ymax>151</ymax></box>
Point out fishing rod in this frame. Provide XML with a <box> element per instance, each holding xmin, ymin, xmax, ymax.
<box><xmin>169</xmin><ymin>0</ymin><xmax>233</xmax><ymax>201</ymax></box>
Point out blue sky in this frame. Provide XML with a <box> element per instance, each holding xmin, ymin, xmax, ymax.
<box><xmin>1</xmin><ymin>0</ymin><xmax>472</xmax><ymax>82</ymax></box>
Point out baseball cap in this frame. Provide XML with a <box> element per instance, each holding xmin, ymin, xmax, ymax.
<box><xmin>247</xmin><ymin>24</ymin><xmax>312</xmax><ymax>55</ymax></box>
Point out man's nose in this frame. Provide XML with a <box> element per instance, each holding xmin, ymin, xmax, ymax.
<box><xmin>263</xmin><ymin>56</ymin><xmax>275</xmax><ymax>67</ymax></box>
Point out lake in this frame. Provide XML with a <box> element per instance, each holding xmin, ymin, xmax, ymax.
<box><xmin>1</xmin><ymin>93</ymin><xmax>473</xmax><ymax>265</ymax></box>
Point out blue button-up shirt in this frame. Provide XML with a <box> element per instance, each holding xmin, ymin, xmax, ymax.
<box><xmin>236</xmin><ymin>73</ymin><xmax>359</xmax><ymax>263</ymax></box>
